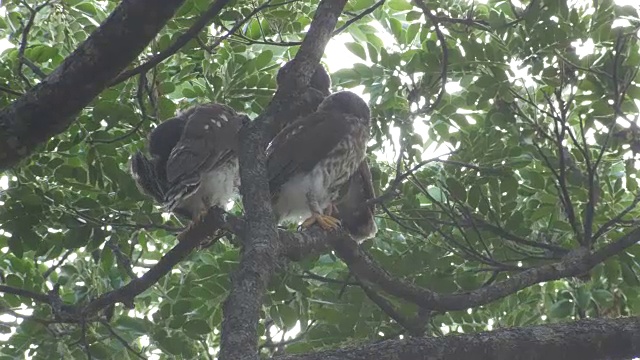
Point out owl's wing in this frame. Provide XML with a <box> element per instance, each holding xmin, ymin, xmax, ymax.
<box><xmin>130</xmin><ymin>151</ymin><xmax>166</xmax><ymax>204</ymax></box>
<box><xmin>165</xmin><ymin>106</ymin><xmax>241</xmax><ymax>186</ymax></box>
<box><xmin>148</xmin><ymin>116</ymin><xmax>186</xmax><ymax>161</ymax></box>
<box><xmin>163</xmin><ymin>105</ymin><xmax>242</xmax><ymax>210</ymax></box>
<box><xmin>335</xmin><ymin>160</ymin><xmax>378</xmax><ymax>241</ymax></box>
<box><xmin>266</xmin><ymin>111</ymin><xmax>350</xmax><ymax>194</ymax></box>
<box><xmin>271</xmin><ymin>87</ymin><xmax>327</xmax><ymax>134</ymax></box>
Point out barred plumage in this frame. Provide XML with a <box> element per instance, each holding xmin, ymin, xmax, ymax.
<box><xmin>130</xmin><ymin>103</ymin><xmax>243</xmax><ymax>220</ymax></box>
<box><xmin>266</xmin><ymin>91</ymin><xmax>371</xmax><ymax>230</ymax></box>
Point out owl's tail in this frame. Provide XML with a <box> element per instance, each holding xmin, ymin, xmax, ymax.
<box><xmin>130</xmin><ymin>151</ymin><xmax>167</xmax><ymax>205</ymax></box>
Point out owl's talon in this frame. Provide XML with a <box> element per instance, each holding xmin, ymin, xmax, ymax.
<box><xmin>187</xmin><ymin>208</ymin><xmax>210</xmax><ymax>230</ymax></box>
<box><xmin>324</xmin><ymin>204</ymin><xmax>339</xmax><ymax>217</ymax></box>
<box><xmin>301</xmin><ymin>213</ymin><xmax>341</xmax><ymax>231</ymax></box>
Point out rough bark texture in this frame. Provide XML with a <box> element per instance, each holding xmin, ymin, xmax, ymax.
<box><xmin>0</xmin><ymin>0</ymin><xmax>186</xmax><ymax>170</ymax></box>
<box><xmin>218</xmin><ymin>1</ymin><xmax>348</xmax><ymax>358</ymax></box>
<box><xmin>263</xmin><ymin>0</ymin><xmax>349</xmax><ymax>141</ymax></box>
<box><xmin>275</xmin><ymin>316</ymin><xmax>640</xmax><ymax>360</ymax></box>
<box><xmin>219</xmin><ymin>120</ymin><xmax>280</xmax><ymax>360</ymax></box>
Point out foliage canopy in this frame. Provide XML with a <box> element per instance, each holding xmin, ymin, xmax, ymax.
<box><xmin>0</xmin><ymin>0</ymin><xmax>639</xmax><ymax>358</ymax></box>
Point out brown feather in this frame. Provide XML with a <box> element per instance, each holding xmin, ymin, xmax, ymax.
<box><xmin>165</xmin><ymin>104</ymin><xmax>241</xmax><ymax>185</ymax></box>
<box><xmin>266</xmin><ymin>111</ymin><xmax>351</xmax><ymax>194</ymax></box>
<box><xmin>335</xmin><ymin>160</ymin><xmax>377</xmax><ymax>241</ymax></box>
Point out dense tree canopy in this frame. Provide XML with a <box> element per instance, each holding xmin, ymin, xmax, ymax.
<box><xmin>0</xmin><ymin>0</ymin><xmax>639</xmax><ymax>359</ymax></box>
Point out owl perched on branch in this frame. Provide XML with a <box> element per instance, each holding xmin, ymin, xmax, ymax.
<box><xmin>334</xmin><ymin>160</ymin><xmax>378</xmax><ymax>242</ymax></box>
<box><xmin>271</xmin><ymin>61</ymin><xmax>332</xmax><ymax>134</ymax></box>
<box><xmin>131</xmin><ymin>103</ymin><xmax>242</xmax><ymax>220</ymax></box>
<box><xmin>273</xmin><ymin>62</ymin><xmax>378</xmax><ymax>241</ymax></box>
<box><xmin>266</xmin><ymin>91</ymin><xmax>371</xmax><ymax>231</ymax></box>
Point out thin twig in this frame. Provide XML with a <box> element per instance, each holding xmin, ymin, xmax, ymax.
<box><xmin>89</xmin><ymin>73</ymin><xmax>151</xmax><ymax>144</ymax></box>
<box><xmin>42</xmin><ymin>249</ymin><xmax>74</xmax><ymax>279</ymax></box>
<box><xmin>365</xmin><ymin>151</ymin><xmax>455</xmax><ymax>207</ymax></box>
<box><xmin>334</xmin><ymin>0</ymin><xmax>385</xmax><ymax>35</ymax></box>
<box><xmin>359</xmin><ymin>281</ymin><xmax>426</xmax><ymax>336</ymax></box>
<box><xmin>81</xmin><ymin>320</ymin><xmax>93</xmax><ymax>360</ymax></box>
<box><xmin>593</xmin><ymin>194</ymin><xmax>640</xmax><ymax>241</ymax></box>
<box><xmin>413</xmin><ymin>0</ymin><xmax>448</xmax><ymax>113</ymax></box>
<box><xmin>99</xmin><ymin>319</ymin><xmax>147</xmax><ymax>360</ymax></box>
<box><xmin>301</xmin><ymin>271</ymin><xmax>358</xmax><ymax>286</ymax></box>
<box><xmin>0</xmin><ymin>85</ymin><xmax>24</xmax><ymax>96</ymax></box>
<box><xmin>17</xmin><ymin>0</ymin><xmax>52</xmax><ymax>87</ymax></box>
<box><xmin>110</xmin><ymin>0</ymin><xmax>233</xmax><ymax>85</ymax></box>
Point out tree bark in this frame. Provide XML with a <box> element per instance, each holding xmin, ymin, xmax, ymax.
<box><xmin>275</xmin><ymin>316</ymin><xmax>640</xmax><ymax>360</ymax></box>
<box><xmin>218</xmin><ymin>0</ymin><xmax>348</xmax><ymax>358</ymax></box>
<box><xmin>331</xmin><ymin>227</ymin><xmax>640</xmax><ymax>311</ymax></box>
<box><xmin>0</xmin><ymin>0</ymin><xmax>188</xmax><ymax>170</ymax></box>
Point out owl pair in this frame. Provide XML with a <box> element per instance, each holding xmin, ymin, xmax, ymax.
<box><xmin>131</xmin><ymin>63</ymin><xmax>376</xmax><ymax>242</ymax></box>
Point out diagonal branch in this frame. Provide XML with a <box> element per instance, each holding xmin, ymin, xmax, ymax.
<box><xmin>81</xmin><ymin>207</ymin><xmax>229</xmax><ymax>316</ymax></box>
<box><xmin>333</xmin><ymin>0</ymin><xmax>385</xmax><ymax>35</ymax></box>
<box><xmin>593</xmin><ymin>194</ymin><xmax>640</xmax><ymax>242</ymax></box>
<box><xmin>219</xmin><ymin>1</ymin><xmax>348</xmax><ymax>358</ymax></box>
<box><xmin>273</xmin><ymin>316</ymin><xmax>640</xmax><ymax>360</ymax></box>
<box><xmin>110</xmin><ymin>0</ymin><xmax>238</xmax><ymax>86</ymax></box>
<box><xmin>330</xmin><ymin>226</ymin><xmax>640</xmax><ymax>312</ymax></box>
<box><xmin>359</xmin><ymin>282</ymin><xmax>427</xmax><ymax>337</ymax></box>
<box><xmin>413</xmin><ymin>0</ymin><xmax>449</xmax><ymax>113</ymax></box>
<box><xmin>0</xmin><ymin>0</ymin><xmax>188</xmax><ymax>171</ymax></box>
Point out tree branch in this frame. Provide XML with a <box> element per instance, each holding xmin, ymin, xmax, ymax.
<box><xmin>333</xmin><ymin>0</ymin><xmax>384</xmax><ymax>35</ymax></box>
<box><xmin>330</xmin><ymin>226</ymin><xmax>640</xmax><ymax>312</ymax></box>
<box><xmin>413</xmin><ymin>0</ymin><xmax>449</xmax><ymax>114</ymax></box>
<box><xmin>81</xmin><ymin>207</ymin><xmax>229</xmax><ymax>316</ymax></box>
<box><xmin>17</xmin><ymin>0</ymin><xmax>51</xmax><ymax>87</ymax></box>
<box><xmin>110</xmin><ymin>0</ymin><xmax>233</xmax><ymax>86</ymax></box>
<box><xmin>0</xmin><ymin>0</ymin><xmax>187</xmax><ymax>170</ymax></box>
<box><xmin>219</xmin><ymin>1</ymin><xmax>347</xmax><ymax>358</ymax></box>
<box><xmin>274</xmin><ymin>316</ymin><xmax>640</xmax><ymax>360</ymax></box>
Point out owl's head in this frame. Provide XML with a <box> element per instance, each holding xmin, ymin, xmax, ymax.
<box><xmin>318</xmin><ymin>91</ymin><xmax>370</xmax><ymax>122</ymax></box>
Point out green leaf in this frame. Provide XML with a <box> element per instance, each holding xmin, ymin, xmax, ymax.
<box><xmin>620</xmin><ymin>262</ymin><xmax>640</xmax><ymax>286</ymax></box>
<box><xmin>405</xmin><ymin>23</ymin><xmax>420</xmax><ymax>44</ymax></box>
<box><xmin>426</xmin><ymin>186</ymin><xmax>447</xmax><ymax>202</ymax></box>
<box><xmin>446</xmin><ymin>177</ymin><xmax>466</xmax><ymax>201</ymax></box>
<box><xmin>549</xmin><ymin>299</ymin><xmax>574</xmax><ymax>318</ymax></box>
<box><xmin>345</xmin><ymin>42</ymin><xmax>367</xmax><ymax>61</ymax></box>
<box><xmin>154</xmin><ymin>330</ymin><xmax>190</xmax><ymax>355</ymax></box>
<box><xmin>387</xmin><ymin>18</ymin><xmax>403</xmax><ymax>43</ymax></box>
<box><xmin>183</xmin><ymin>319</ymin><xmax>211</xmax><ymax>338</ymax></box>
<box><xmin>468</xmin><ymin>185</ymin><xmax>481</xmax><ymax>208</ymax></box>
<box><xmin>387</xmin><ymin>0</ymin><xmax>413</xmax><ymax>11</ymax></box>
<box><xmin>255</xmin><ymin>50</ymin><xmax>273</xmax><ymax>69</ymax></box>
<box><xmin>75</xmin><ymin>2</ymin><xmax>97</xmax><ymax>15</ymax></box>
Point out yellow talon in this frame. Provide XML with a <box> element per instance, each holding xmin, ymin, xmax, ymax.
<box><xmin>301</xmin><ymin>212</ymin><xmax>341</xmax><ymax>231</ymax></box>
<box><xmin>186</xmin><ymin>208</ymin><xmax>209</xmax><ymax>231</ymax></box>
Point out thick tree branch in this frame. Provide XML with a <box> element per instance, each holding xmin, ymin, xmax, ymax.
<box><xmin>0</xmin><ymin>0</ymin><xmax>187</xmax><ymax>170</ymax></box>
<box><xmin>81</xmin><ymin>208</ymin><xmax>229</xmax><ymax>316</ymax></box>
<box><xmin>219</xmin><ymin>1</ymin><xmax>347</xmax><ymax>358</ymax></box>
<box><xmin>220</xmin><ymin>116</ymin><xmax>281</xmax><ymax>360</ymax></box>
<box><xmin>330</xmin><ymin>227</ymin><xmax>640</xmax><ymax>312</ymax></box>
<box><xmin>264</xmin><ymin>0</ymin><xmax>348</xmax><ymax>140</ymax></box>
<box><xmin>274</xmin><ymin>316</ymin><xmax>640</xmax><ymax>360</ymax></box>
